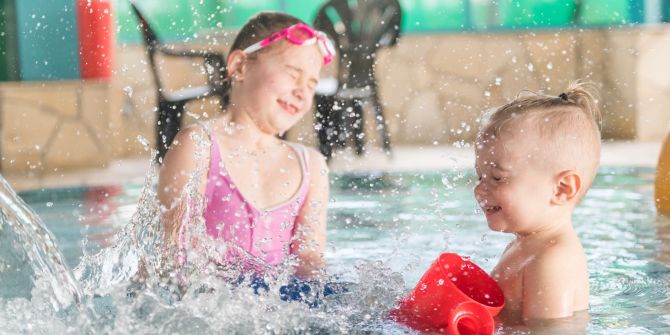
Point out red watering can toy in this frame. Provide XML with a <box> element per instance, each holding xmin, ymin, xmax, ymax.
<box><xmin>389</xmin><ymin>253</ymin><xmax>505</xmax><ymax>335</ymax></box>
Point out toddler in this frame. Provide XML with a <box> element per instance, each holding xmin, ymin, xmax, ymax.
<box><xmin>474</xmin><ymin>82</ymin><xmax>600</xmax><ymax>321</ymax></box>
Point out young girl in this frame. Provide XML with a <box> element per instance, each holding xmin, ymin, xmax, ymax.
<box><xmin>157</xmin><ymin>12</ymin><xmax>334</xmax><ymax>281</ymax></box>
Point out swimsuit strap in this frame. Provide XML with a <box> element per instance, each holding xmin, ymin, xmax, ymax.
<box><xmin>193</xmin><ymin>121</ymin><xmax>311</xmax><ymax>208</ymax></box>
<box><xmin>286</xmin><ymin>142</ymin><xmax>310</xmax><ymax>194</ymax></box>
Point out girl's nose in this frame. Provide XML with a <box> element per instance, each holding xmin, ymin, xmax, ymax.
<box><xmin>293</xmin><ymin>86</ymin><xmax>305</xmax><ymax>101</ymax></box>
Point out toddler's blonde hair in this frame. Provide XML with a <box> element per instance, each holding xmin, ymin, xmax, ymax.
<box><xmin>478</xmin><ymin>81</ymin><xmax>602</xmax><ymax>195</ymax></box>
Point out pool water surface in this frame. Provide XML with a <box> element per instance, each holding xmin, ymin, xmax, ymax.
<box><xmin>11</xmin><ymin>166</ymin><xmax>670</xmax><ymax>334</ymax></box>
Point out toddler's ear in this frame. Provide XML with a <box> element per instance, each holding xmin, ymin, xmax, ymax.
<box><xmin>552</xmin><ymin>170</ymin><xmax>581</xmax><ymax>205</ymax></box>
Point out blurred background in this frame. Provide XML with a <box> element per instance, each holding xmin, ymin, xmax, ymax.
<box><xmin>0</xmin><ymin>0</ymin><xmax>667</xmax><ymax>182</ymax></box>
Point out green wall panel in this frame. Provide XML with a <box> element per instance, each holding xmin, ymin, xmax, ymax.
<box><xmin>113</xmin><ymin>0</ymin><xmax>663</xmax><ymax>43</ymax></box>
<box><xmin>116</xmin><ymin>0</ymin><xmax>226</xmax><ymax>43</ymax></box>
<box><xmin>498</xmin><ymin>0</ymin><xmax>576</xmax><ymax>28</ymax></box>
<box><xmin>16</xmin><ymin>0</ymin><xmax>80</xmax><ymax>80</ymax></box>
<box><xmin>0</xmin><ymin>0</ymin><xmax>19</xmax><ymax>81</ymax></box>
<box><xmin>400</xmin><ymin>0</ymin><xmax>467</xmax><ymax>32</ymax></box>
<box><xmin>576</xmin><ymin>0</ymin><xmax>632</xmax><ymax>25</ymax></box>
<box><xmin>219</xmin><ymin>0</ymin><xmax>282</xmax><ymax>27</ymax></box>
<box><xmin>470</xmin><ymin>0</ymin><xmax>496</xmax><ymax>30</ymax></box>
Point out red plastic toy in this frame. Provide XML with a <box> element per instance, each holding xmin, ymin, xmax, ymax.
<box><xmin>389</xmin><ymin>253</ymin><xmax>505</xmax><ymax>335</ymax></box>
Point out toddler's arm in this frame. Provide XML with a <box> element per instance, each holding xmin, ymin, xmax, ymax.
<box><xmin>521</xmin><ymin>246</ymin><xmax>578</xmax><ymax>319</ymax></box>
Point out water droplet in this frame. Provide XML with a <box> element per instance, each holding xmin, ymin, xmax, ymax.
<box><xmin>441</xmin><ymin>176</ymin><xmax>454</xmax><ymax>189</ymax></box>
<box><xmin>136</xmin><ymin>135</ymin><xmax>150</xmax><ymax>151</ymax></box>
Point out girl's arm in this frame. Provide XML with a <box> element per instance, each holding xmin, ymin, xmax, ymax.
<box><xmin>157</xmin><ymin>125</ymin><xmax>209</xmax><ymax>243</ymax></box>
<box><xmin>291</xmin><ymin>148</ymin><xmax>329</xmax><ymax>280</ymax></box>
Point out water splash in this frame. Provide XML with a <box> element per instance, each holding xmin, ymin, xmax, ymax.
<box><xmin>0</xmin><ymin>133</ymin><xmax>415</xmax><ymax>333</ymax></box>
<box><xmin>0</xmin><ymin>174</ymin><xmax>82</xmax><ymax>310</ymax></box>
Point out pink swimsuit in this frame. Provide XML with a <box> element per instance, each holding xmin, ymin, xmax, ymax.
<box><xmin>196</xmin><ymin>122</ymin><xmax>310</xmax><ymax>270</ymax></box>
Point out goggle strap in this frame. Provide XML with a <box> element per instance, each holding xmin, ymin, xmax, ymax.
<box><xmin>300</xmin><ymin>38</ymin><xmax>317</xmax><ymax>46</ymax></box>
<box><xmin>242</xmin><ymin>42</ymin><xmax>264</xmax><ymax>54</ymax></box>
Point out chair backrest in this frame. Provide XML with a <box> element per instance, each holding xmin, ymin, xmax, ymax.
<box><xmin>314</xmin><ymin>0</ymin><xmax>402</xmax><ymax>88</ymax></box>
<box><xmin>128</xmin><ymin>1</ymin><xmax>163</xmax><ymax>90</ymax></box>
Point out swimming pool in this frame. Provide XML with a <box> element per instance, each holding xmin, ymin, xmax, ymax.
<box><xmin>2</xmin><ymin>166</ymin><xmax>668</xmax><ymax>334</ymax></box>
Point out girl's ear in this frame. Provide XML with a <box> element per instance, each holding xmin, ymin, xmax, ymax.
<box><xmin>226</xmin><ymin>50</ymin><xmax>248</xmax><ymax>81</ymax></box>
<box><xmin>551</xmin><ymin>170</ymin><xmax>582</xmax><ymax>205</ymax></box>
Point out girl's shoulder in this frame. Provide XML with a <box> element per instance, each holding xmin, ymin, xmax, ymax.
<box><xmin>176</xmin><ymin>121</ymin><xmax>210</xmax><ymax>142</ymax></box>
<box><xmin>284</xmin><ymin>141</ymin><xmax>328</xmax><ymax>177</ymax></box>
<box><xmin>161</xmin><ymin>123</ymin><xmax>213</xmax><ymax>166</ymax></box>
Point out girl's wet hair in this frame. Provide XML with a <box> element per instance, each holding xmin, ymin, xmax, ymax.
<box><xmin>221</xmin><ymin>12</ymin><xmax>304</xmax><ymax>107</ymax></box>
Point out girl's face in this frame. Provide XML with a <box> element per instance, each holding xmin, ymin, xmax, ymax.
<box><xmin>231</xmin><ymin>42</ymin><xmax>323</xmax><ymax>135</ymax></box>
<box><xmin>474</xmin><ymin>135</ymin><xmax>556</xmax><ymax>235</ymax></box>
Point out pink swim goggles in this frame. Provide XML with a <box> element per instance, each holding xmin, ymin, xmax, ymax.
<box><xmin>243</xmin><ymin>23</ymin><xmax>335</xmax><ymax>65</ymax></box>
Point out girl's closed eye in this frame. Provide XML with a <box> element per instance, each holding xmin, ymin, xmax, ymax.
<box><xmin>307</xmin><ymin>79</ymin><xmax>317</xmax><ymax>91</ymax></box>
<box><xmin>286</xmin><ymin>65</ymin><xmax>300</xmax><ymax>79</ymax></box>
<box><xmin>288</xmin><ymin>70</ymin><xmax>299</xmax><ymax>80</ymax></box>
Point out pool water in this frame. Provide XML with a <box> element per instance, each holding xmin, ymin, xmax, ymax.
<box><xmin>8</xmin><ymin>166</ymin><xmax>670</xmax><ymax>334</ymax></box>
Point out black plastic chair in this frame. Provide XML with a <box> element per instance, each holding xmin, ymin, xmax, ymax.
<box><xmin>129</xmin><ymin>2</ymin><xmax>226</xmax><ymax>162</ymax></box>
<box><xmin>313</xmin><ymin>0</ymin><xmax>402</xmax><ymax>159</ymax></box>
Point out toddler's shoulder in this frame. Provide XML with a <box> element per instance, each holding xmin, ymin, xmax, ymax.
<box><xmin>527</xmin><ymin>239</ymin><xmax>584</xmax><ymax>275</ymax></box>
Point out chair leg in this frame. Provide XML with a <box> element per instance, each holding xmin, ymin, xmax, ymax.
<box><xmin>352</xmin><ymin>99</ymin><xmax>365</xmax><ymax>156</ymax></box>
<box><xmin>371</xmin><ymin>88</ymin><xmax>392</xmax><ymax>155</ymax></box>
<box><xmin>315</xmin><ymin>94</ymin><xmax>335</xmax><ymax>159</ymax></box>
<box><xmin>338</xmin><ymin>99</ymin><xmax>357</xmax><ymax>154</ymax></box>
<box><xmin>156</xmin><ymin>100</ymin><xmax>185</xmax><ymax>163</ymax></box>
<box><xmin>334</xmin><ymin>99</ymin><xmax>349</xmax><ymax>151</ymax></box>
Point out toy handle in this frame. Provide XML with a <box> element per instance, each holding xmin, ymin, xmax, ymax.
<box><xmin>448</xmin><ymin>301</ymin><xmax>495</xmax><ymax>335</ymax></box>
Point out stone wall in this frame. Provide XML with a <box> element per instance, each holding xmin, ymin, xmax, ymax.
<box><xmin>636</xmin><ymin>27</ymin><xmax>670</xmax><ymax>141</ymax></box>
<box><xmin>2</xmin><ymin>25</ymin><xmax>669</xmax><ymax>174</ymax></box>
<box><xmin>290</xmin><ymin>26</ymin><xmax>670</xmax><ymax>146</ymax></box>
<box><xmin>0</xmin><ymin>81</ymin><xmax>110</xmax><ymax>173</ymax></box>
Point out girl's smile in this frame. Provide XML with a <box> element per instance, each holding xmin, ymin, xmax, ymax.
<box><xmin>277</xmin><ymin>98</ymin><xmax>299</xmax><ymax>115</ymax></box>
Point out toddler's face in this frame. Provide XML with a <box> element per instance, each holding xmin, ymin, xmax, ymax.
<box><xmin>474</xmin><ymin>134</ymin><xmax>556</xmax><ymax>234</ymax></box>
